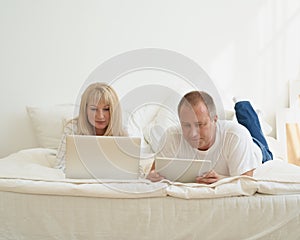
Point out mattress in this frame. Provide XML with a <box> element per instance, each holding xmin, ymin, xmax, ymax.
<box><xmin>1</xmin><ymin>191</ymin><xmax>300</xmax><ymax>240</ymax></box>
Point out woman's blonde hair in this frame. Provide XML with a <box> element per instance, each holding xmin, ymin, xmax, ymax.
<box><xmin>75</xmin><ymin>82</ymin><xmax>126</xmax><ymax>136</ymax></box>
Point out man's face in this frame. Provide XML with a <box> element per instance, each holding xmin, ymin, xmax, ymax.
<box><xmin>179</xmin><ymin>101</ymin><xmax>217</xmax><ymax>150</ymax></box>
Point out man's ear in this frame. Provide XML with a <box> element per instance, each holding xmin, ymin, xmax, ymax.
<box><xmin>214</xmin><ymin>115</ymin><xmax>218</xmax><ymax>122</ymax></box>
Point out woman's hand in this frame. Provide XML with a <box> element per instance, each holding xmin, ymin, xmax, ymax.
<box><xmin>196</xmin><ymin>170</ymin><xmax>220</xmax><ymax>184</ymax></box>
<box><xmin>146</xmin><ymin>170</ymin><xmax>164</xmax><ymax>182</ymax></box>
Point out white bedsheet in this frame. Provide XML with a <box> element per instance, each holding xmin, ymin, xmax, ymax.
<box><xmin>1</xmin><ymin>148</ymin><xmax>300</xmax><ymax>199</ymax></box>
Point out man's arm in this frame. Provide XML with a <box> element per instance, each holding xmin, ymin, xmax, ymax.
<box><xmin>195</xmin><ymin>168</ymin><xmax>255</xmax><ymax>184</ymax></box>
<box><xmin>241</xmin><ymin>169</ymin><xmax>255</xmax><ymax>177</ymax></box>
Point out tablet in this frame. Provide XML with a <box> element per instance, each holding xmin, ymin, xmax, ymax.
<box><xmin>155</xmin><ymin>157</ymin><xmax>212</xmax><ymax>183</ymax></box>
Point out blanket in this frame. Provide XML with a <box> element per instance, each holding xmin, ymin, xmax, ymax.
<box><xmin>0</xmin><ymin>148</ymin><xmax>300</xmax><ymax>199</ymax></box>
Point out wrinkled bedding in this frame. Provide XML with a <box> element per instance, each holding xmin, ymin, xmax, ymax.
<box><xmin>1</xmin><ymin>148</ymin><xmax>300</xmax><ymax>199</ymax></box>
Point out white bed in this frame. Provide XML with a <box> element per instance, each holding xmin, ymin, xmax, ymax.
<box><xmin>1</xmin><ymin>103</ymin><xmax>300</xmax><ymax>239</ymax></box>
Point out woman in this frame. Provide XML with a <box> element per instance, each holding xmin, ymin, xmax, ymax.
<box><xmin>56</xmin><ymin>82</ymin><xmax>127</xmax><ymax>171</ymax></box>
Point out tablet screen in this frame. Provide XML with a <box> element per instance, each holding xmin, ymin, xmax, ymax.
<box><xmin>155</xmin><ymin>157</ymin><xmax>212</xmax><ymax>183</ymax></box>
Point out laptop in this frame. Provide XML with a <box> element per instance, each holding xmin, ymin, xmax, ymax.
<box><xmin>65</xmin><ymin>135</ymin><xmax>141</xmax><ymax>180</ymax></box>
<box><xmin>155</xmin><ymin>157</ymin><xmax>212</xmax><ymax>183</ymax></box>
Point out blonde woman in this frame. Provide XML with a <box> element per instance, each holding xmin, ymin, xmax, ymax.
<box><xmin>56</xmin><ymin>82</ymin><xmax>127</xmax><ymax>171</ymax></box>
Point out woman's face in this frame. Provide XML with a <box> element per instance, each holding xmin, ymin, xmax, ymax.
<box><xmin>87</xmin><ymin>101</ymin><xmax>110</xmax><ymax>135</ymax></box>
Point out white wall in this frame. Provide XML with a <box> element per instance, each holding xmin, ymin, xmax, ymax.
<box><xmin>1</xmin><ymin>0</ymin><xmax>300</xmax><ymax>157</ymax></box>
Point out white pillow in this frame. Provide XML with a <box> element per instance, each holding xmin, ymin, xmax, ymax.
<box><xmin>224</xmin><ymin>109</ymin><xmax>235</xmax><ymax>120</ymax></box>
<box><xmin>143</xmin><ymin>107</ymin><xmax>179</xmax><ymax>153</ymax></box>
<box><xmin>124</xmin><ymin>104</ymin><xmax>162</xmax><ymax>154</ymax></box>
<box><xmin>124</xmin><ymin>105</ymin><xmax>161</xmax><ymax>133</ymax></box>
<box><xmin>27</xmin><ymin>104</ymin><xmax>77</xmax><ymax>149</ymax></box>
<box><xmin>265</xmin><ymin>136</ymin><xmax>285</xmax><ymax>161</ymax></box>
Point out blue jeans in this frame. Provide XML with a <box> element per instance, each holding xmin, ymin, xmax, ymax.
<box><xmin>234</xmin><ymin>101</ymin><xmax>273</xmax><ymax>163</ymax></box>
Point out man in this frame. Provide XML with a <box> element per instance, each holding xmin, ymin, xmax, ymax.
<box><xmin>147</xmin><ymin>91</ymin><xmax>273</xmax><ymax>184</ymax></box>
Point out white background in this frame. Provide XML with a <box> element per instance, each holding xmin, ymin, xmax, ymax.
<box><xmin>1</xmin><ymin>0</ymin><xmax>300</xmax><ymax>157</ymax></box>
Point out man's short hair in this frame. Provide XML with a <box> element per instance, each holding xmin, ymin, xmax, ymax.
<box><xmin>178</xmin><ymin>91</ymin><xmax>217</xmax><ymax>120</ymax></box>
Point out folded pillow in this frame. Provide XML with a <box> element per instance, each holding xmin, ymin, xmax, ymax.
<box><xmin>265</xmin><ymin>136</ymin><xmax>285</xmax><ymax>161</ymax></box>
<box><xmin>27</xmin><ymin>104</ymin><xmax>77</xmax><ymax>149</ymax></box>
<box><xmin>124</xmin><ymin>104</ymin><xmax>162</xmax><ymax>154</ymax></box>
<box><xmin>143</xmin><ymin>107</ymin><xmax>179</xmax><ymax>153</ymax></box>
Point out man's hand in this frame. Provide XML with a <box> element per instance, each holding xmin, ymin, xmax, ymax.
<box><xmin>196</xmin><ymin>170</ymin><xmax>220</xmax><ymax>184</ymax></box>
<box><xmin>146</xmin><ymin>170</ymin><xmax>164</xmax><ymax>182</ymax></box>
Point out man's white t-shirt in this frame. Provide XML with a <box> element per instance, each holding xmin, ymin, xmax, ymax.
<box><xmin>157</xmin><ymin>120</ymin><xmax>262</xmax><ymax>176</ymax></box>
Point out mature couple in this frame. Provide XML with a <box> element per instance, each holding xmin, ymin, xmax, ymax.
<box><xmin>56</xmin><ymin>82</ymin><xmax>273</xmax><ymax>184</ymax></box>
